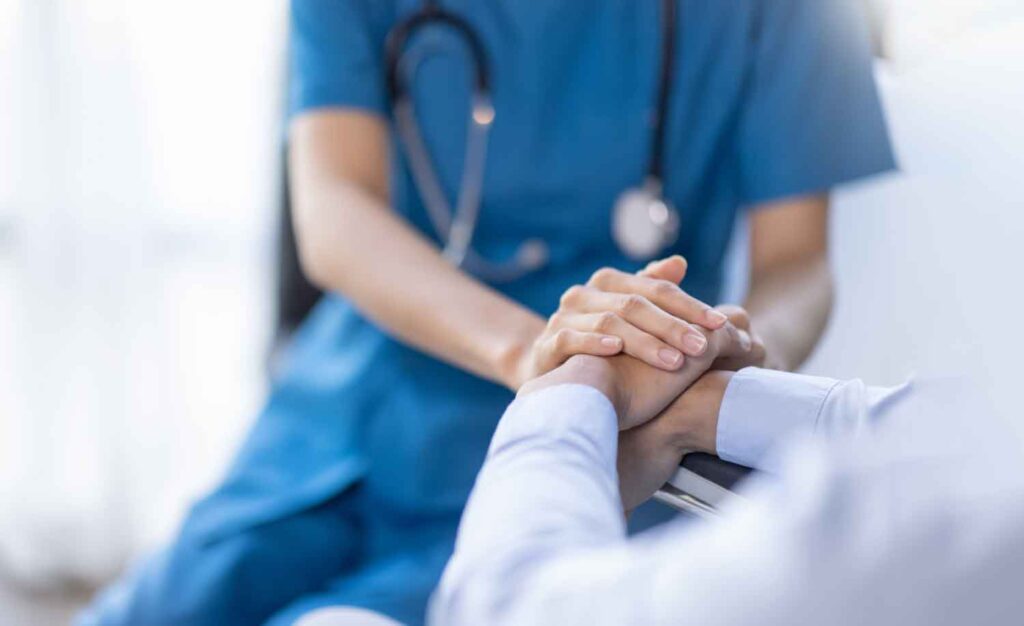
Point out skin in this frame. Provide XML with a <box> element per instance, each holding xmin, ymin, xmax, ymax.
<box><xmin>745</xmin><ymin>195</ymin><xmax>833</xmax><ymax>371</ymax></box>
<box><xmin>617</xmin><ymin>371</ymin><xmax>734</xmax><ymax>512</ymax></box>
<box><xmin>518</xmin><ymin>326</ymin><xmax>749</xmax><ymax>432</ymax></box>
<box><xmin>519</xmin><ymin>332</ymin><xmax>744</xmax><ymax>510</ymax></box>
<box><xmin>611</xmin><ymin>275</ymin><xmax>763</xmax><ymax>511</ymax></box>
<box><xmin>289</xmin><ymin>111</ymin><xmax>831</xmax><ymax>390</ymax></box>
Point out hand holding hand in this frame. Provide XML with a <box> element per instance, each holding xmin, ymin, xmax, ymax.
<box><xmin>612</xmin><ymin>305</ymin><xmax>765</xmax><ymax>512</ymax></box>
<box><xmin>520</xmin><ymin>318</ymin><xmax>752</xmax><ymax>431</ymax></box>
<box><xmin>512</xmin><ymin>257</ymin><xmax>729</xmax><ymax>387</ymax></box>
<box><xmin>616</xmin><ymin>371</ymin><xmax>732</xmax><ymax>512</ymax></box>
<box><xmin>607</xmin><ymin>320</ymin><xmax>750</xmax><ymax>430</ymax></box>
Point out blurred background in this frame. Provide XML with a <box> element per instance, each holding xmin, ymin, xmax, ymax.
<box><xmin>0</xmin><ymin>0</ymin><xmax>1021</xmax><ymax>622</ymax></box>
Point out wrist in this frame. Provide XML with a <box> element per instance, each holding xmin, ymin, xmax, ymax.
<box><xmin>495</xmin><ymin>317</ymin><xmax>546</xmax><ymax>390</ymax></box>
<box><xmin>558</xmin><ymin>356</ymin><xmax>625</xmax><ymax>415</ymax></box>
<box><xmin>671</xmin><ymin>370</ymin><xmax>733</xmax><ymax>454</ymax></box>
<box><xmin>517</xmin><ymin>355</ymin><xmax>625</xmax><ymax>416</ymax></box>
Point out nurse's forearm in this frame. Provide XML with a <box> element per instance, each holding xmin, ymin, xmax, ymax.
<box><xmin>744</xmin><ymin>254</ymin><xmax>832</xmax><ymax>371</ymax></box>
<box><xmin>742</xmin><ymin>194</ymin><xmax>831</xmax><ymax>371</ymax></box>
<box><xmin>290</xmin><ymin>112</ymin><xmax>544</xmax><ymax>388</ymax></box>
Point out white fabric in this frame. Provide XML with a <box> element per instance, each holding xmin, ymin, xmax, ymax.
<box><xmin>872</xmin><ymin>0</ymin><xmax>1024</xmax><ymax>66</ymax></box>
<box><xmin>430</xmin><ymin>371</ymin><xmax>1024</xmax><ymax>626</ymax></box>
<box><xmin>295</xmin><ymin>607</ymin><xmax>402</xmax><ymax>626</ymax></box>
<box><xmin>716</xmin><ymin>367</ymin><xmax>911</xmax><ymax>472</ymax></box>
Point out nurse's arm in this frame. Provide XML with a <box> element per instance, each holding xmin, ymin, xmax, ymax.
<box><xmin>288</xmin><ymin>111</ymin><xmax>740</xmax><ymax>389</ymax></box>
<box><xmin>289</xmin><ymin>110</ymin><xmax>546</xmax><ymax>388</ymax></box>
<box><xmin>743</xmin><ymin>194</ymin><xmax>833</xmax><ymax>371</ymax></box>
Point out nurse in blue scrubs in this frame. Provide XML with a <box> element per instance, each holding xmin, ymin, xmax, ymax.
<box><xmin>79</xmin><ymin>1</ymin><xmax>894</xmax><ymax>625</ymax></box>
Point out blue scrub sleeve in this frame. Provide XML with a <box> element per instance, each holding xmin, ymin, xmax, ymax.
<box><xmin>736</xmin><ymin>0</ymin><xmax>896</xmax><ymax>206</ymax></box>
<box><xmin>289</xmin><ymin>0</ymin><xmax>394</xmax><ymax>117</ymax></box>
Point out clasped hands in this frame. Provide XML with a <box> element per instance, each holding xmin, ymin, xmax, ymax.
<box><xmin>517</xmin><ymin>256</ymin><xmax>766</xmax><ymax>511</ymax></box>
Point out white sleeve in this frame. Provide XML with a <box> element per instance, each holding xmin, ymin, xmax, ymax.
<box><xmin>430</xmin><ymin>383</ymin><xmax>633</xmax><ymax>626</ymax></box>
<box><xmin>715</xmin><ymin>367</ymin><xmax>911</xmax><ymax>472</ymax></box>
<box><xmin>429</xmin><ymin>374</ymin><xmax>918</xmax><ymax>626</ymax></box>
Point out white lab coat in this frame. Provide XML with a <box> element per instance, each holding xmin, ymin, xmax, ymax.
<box><xmin>430</xmin><ymin>368</ymin><xmax>1024</xmax><ymax>625</ymax></box>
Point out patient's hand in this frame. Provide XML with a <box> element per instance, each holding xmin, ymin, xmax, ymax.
<box><xmin>617</xmin><ymin>371</ymin><xmax>732</xmax><ymax>511</ymax></box>
<box><xmin>609</xmin><ymin>321</ymin><xmax>750</xmax><ymax>430</ymax></box>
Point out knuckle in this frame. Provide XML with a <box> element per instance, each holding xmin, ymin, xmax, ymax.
<box><xmin>547</xmin><ymin>311</ymin><xmax>566</xmax><ymax>329</ymax></box>
<box><xmin>560</xmin><ymin>285</ymin><xmax>585</xmax><ymax>308</ymax></box>
<box><xmin>673</xmin><ymin>324</ymin><xmax>695</xmax><ymax>347</ymax></box>
<box><xmin>650</xmin><ymin>279</ymin><xmax>678</xmax><ymax>300</ymax></box>
<box><xmin>588</xmin><ymin>267</ymin><xmax>615</xmax><ymax>287</ymax></box>
<box><xmin>618</xmin><ymin>294</ymin><xmax>647</xmax><ymax>316</ymax></box>
<box><xmin>594</xmin><ymin>311</ymin><xmax>619</xmax><ymax>333</ymax></box>
<box><xmin>552</xmin><ymin>328</ymin><xmax>573</xmax><ymax>350</ymax></box>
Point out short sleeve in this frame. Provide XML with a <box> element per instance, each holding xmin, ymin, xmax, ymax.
<box><xmin>289</xmin><ymin>0</ymin><xmax>393</xmax><ymax>117</ymax></box>
<box><xmin>736</xmin><ymin>0</ymin><xmax>897</xmax><ymax>206</ymax></box>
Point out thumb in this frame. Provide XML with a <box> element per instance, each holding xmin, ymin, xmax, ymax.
<box><xmin>638</xmin><ymin>255</ymin><xmax>688</xmax><ymax>284</ymax></box>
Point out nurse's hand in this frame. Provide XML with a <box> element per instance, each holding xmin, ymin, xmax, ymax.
<box><xmin>515</xmin><ymin>256</ymin><xmax>729</xmax><ymax>386</ymax></box>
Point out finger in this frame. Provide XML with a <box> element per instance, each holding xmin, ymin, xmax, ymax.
<box><xmin>715</xmin><ymin>331</ymin><xmax>766</xmax><ymax>371</ymax></box>
<box><xmin>588</xmin><ymin>267</ymin><xmax>727</xmax><ymax>329</ymax></box>
<box><xmin>713</xmin><ymin>304</ymin><xmax>751</xmax><ymax>332</ymax></box>
<box><xmin>638</xmin><ymin>255</ymin><xmax>688</xmax><ymax>284</ymax></box>
<box><xmin>700</xmin><ymin>323</ymin><xmax>753</xmax><ymax>364</ymax></box>
<box><xmin>536</xmin><ymin>327</ymin><xmax>622</xmax><ymax>377</ymax></box>
<box><xmin>570</xmin><ymin>289</ymin><xmax>709</xmax><ymax>357</ymax></box>
<box><xmin>581</xmin><ymin>312</ymin><xmax>685</xmax><ymax>370</ymax></box>
<box><xmin>538</xmin><ymin>327</ymin><xmax>623</xmax><ymax>373</ymax></box>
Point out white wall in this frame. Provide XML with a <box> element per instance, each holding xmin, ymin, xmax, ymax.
<box><xmin>0</xmin><ymin>0</ymin><xmax>285</xmax><ymax>587</ymax></box>
<box><xmin>804</xmin><ymin>15</ymin><xmax>1024</xmax><ymax>439</ymax></box>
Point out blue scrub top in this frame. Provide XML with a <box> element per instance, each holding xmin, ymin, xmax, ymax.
<box><xmin>188</xmin><ymin>0</ymin><xmax>894</xmax><ymax>541</ymax></box>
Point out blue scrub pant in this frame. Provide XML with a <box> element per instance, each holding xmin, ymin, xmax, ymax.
<box><xmin>76</xmin><ymin>485</ymin><xmax>458</xmax><ymax>626</ymax></box>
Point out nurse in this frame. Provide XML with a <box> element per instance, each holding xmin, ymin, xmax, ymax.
<box><xmin>79</xmin><ymin>1</ymin><xmax>894</xmax><ymax>625</ymax></box>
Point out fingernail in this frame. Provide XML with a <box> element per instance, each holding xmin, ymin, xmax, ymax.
<box><xmin>737</xmin><ymin>330</ymin><xmax>752</xmax><ymax>351</ymax></box>
<box><xmin>600</xmin><ymin>336</ymin><xmax>622</xmax><ymax>349</ymax></box>
<box><xmin>706</xmin><ymin>309</ymin><xmax>729</xmax><ymax>327</ymax></box>
<box><xmin>682</xmin><ymin>333</ymin><xmax>707</xmax><ymax>355</ymax></box>
<box><xmin>658</xmin><ymin>348</ymin><xmax>683</xmax><ymax>367</ymax></box>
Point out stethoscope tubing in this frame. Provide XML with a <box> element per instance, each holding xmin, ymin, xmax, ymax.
<box><xmin>387</xmin><ymin>0</ymin><xmax>679</xmax><ymax>279</ymax></box>
<box><xmin>392</xmin><ymin>36</ymin><xmax>492</xmax><ymax>268</ymax></box>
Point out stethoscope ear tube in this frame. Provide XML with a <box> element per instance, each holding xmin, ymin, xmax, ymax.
<box><xmin>389</xmin><ymin>4</ymin><xmax>548</xmax><ymax>283</ymax></box>
<box><xmin>385</xmin><ymin>6</ymin><xmax>491</xmax><ymax>105</ymax></box>
<box><xmin>391</xmin><ymin>21</ymin><xmax>492</xmax><ymax>264</ymax></box>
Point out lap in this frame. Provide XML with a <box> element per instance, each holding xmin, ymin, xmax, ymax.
<box><xmin>77</xmin><ymin>487</ymin><xmax>365</xmax><ymax>626</ymax></box>
<box><xmin>266</xmin><ymin>538</ymin><xmax>456</xmax><ymax>626</ymax></box>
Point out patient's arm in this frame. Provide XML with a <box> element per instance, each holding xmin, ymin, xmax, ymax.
<box><xmin>430</xmin><ymin>363</ymin><xmax>916</xmax><ymax>626</ymax></box>
<box><xmin>616</xmin><ymin>367</ymin><xmax>904</xmax><ymax>510</ymax></box>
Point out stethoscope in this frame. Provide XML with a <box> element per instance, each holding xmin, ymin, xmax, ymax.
<box><xmin>386</xmin><ymin>0</ymin><xmax>681</xmax><ymax>282</ymax></box>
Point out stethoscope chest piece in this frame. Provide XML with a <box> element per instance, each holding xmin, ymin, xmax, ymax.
<box><xmin>612</xmin><ymin>179</ymin><xmax>680</xmax><ymax>261</ymax></box>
